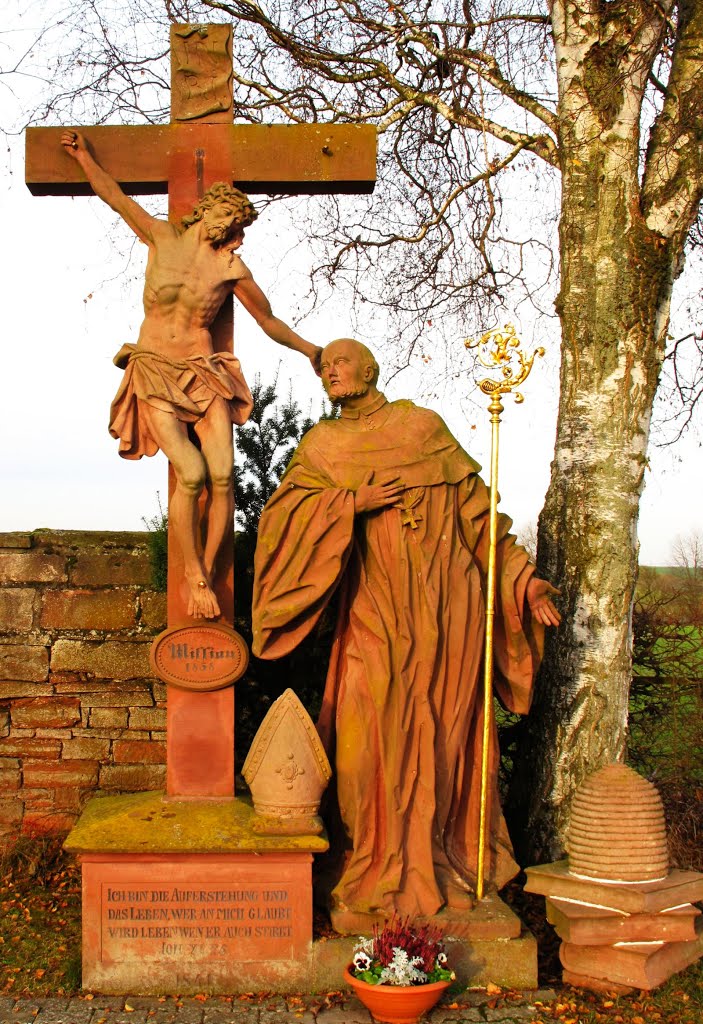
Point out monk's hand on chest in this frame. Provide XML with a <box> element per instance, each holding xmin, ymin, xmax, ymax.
<box><xmin>354</xmin><ymin>470</ymin><xmax>405</xmax><ymax>514</ymax></box>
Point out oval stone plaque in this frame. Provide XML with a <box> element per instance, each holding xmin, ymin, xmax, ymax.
<box><xmin>150</xmin><ymin>624</ymin><xmax>249</xmax><ymax>691</ymax></box>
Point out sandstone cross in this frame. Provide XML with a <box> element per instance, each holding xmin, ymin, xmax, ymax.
<box><xmin>25</xmin><ymin>23</ymin><xmax>376</xmax><ymax>801</ymax></box>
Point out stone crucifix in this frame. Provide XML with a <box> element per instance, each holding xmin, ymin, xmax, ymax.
<box><xmin>25</xmin><ymin>23</ymin><xmax>376</xmax><ymax>799</ymax></box>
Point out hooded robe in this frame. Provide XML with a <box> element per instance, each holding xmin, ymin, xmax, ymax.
<box><xmin>252</xmin><ymin>394</ymin><xmax>544</xmax><ymax>918</ymax></box>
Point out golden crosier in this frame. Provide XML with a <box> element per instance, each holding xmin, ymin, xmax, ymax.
<box><xmin>465</xmin><ymin>324</ymin><xmax>543</xmax><ymax>901</ymax></box>
<box><xmin>465</xmin><ymin>323</ymin><xmax>545</xmax><ymax>403</ymax></box>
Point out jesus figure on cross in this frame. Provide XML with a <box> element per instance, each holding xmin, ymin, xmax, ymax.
<box><xmin>61</xmin><ymin>130</ymin><xmax>322</xmax><ymax>621</ymax></box>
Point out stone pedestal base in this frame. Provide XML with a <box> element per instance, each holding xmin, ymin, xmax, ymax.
<box><xmin>315</xmin><ymin>931</ymin><xmax>538</xmax><ymax>991</ymax></box>
<box><xmin>327</xmin><ymin>891</ymin><xmax>537</xmax><ymax>989</ymax></box>
<box><xmin>331</xmin><ymin>890</ymin><xmax>522</xmax><ymax>940</ymax></box>
<box><xmin>526</xmin><ymin>859</ymin><xmax>703</xmax><ymax>992</ymax></box>
<box><xmin>64</xmin><ymin>791</ymin><xmax>328</xmax><ymax>994</ymax></box>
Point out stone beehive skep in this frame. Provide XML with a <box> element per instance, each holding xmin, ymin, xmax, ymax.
<box><xmin>566</xmin><ymin>763</ymin><xmax>669</xmax><ymax>882</ymax></box>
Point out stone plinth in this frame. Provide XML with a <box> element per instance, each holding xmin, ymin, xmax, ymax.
<box><xmin>526</xmin><ymin>860</ymin><xmax>703</xmax><ymax>992</ymax></box>
<box><xmin>560</xmin><ymin>934</ymin><xmax>703</xmax><ymax>991</ymax></box>
<box><xmin>331</xmin><ymin>890</ymin><xmax>523</xmax><ymax>940</ymax></box>
<box><xmin>314</xmin><ymin>929</ymin><xmax>538</xmax><ymax>991</ymax></box>
<box><xmin>525</xmin><ymin>860</ymin><xmax>703</xmax><ymax>914</ymax></box>
<box><xmin>64</xmin><ymin>791</ymin><xmax>328</xmax><ymax>993</ymax></box>
<box><xmin>329</xmin><ymin>891</ymin><xmax>537</xmax><ymax>988</ymax></box>
<box><xmin>546</xmin><ymin>896</ymin><xmax>701</xmax><ymax>945</ymax></box>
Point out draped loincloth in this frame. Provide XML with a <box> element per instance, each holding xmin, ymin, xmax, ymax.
<box><xmin>109</xmin><ymin>343</ymin><xmax>254</xmax><ymax>460</ymax></box>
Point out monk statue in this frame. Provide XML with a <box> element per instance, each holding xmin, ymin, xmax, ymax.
<box><xmin>251</xmin><ymin>337</ymin><xmax>560</xmax><ymax>930</ymax></box>
<box><xmin>60</xmin><ymin>130</ymin><xmax>321</xmax><ymax>621</ymax></box>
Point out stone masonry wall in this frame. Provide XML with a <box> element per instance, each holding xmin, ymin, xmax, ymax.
<box><xmin>0</xmin><ymin>530</ymin><xmax>168</xmax><ymax>847</ymax></box>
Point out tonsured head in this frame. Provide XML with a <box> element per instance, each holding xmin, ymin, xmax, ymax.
<box><xmin>320</xmin><ymin>338</ymin><xmax>380</xmax><ymax>403</ymax></box>
<box><xmin>182</xmin><ymin>183</ymin><xmax>258</xmax><ymax>244</ymax></box>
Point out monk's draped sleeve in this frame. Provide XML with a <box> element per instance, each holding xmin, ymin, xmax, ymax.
<box><xmin>457</xmin><ymin>473</ymin><xmax>544</xmax><ymax>715</ymax></box>
<box><xmin>252</xmin><ymin>449</ymin><xmax>355</xmax><ymax>659</ymax></box>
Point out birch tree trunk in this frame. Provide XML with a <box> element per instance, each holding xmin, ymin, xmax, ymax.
<box><xmin>508</xmin><ymin>0</ymin><xmax>703</xmax><ymax>863</ymax></box>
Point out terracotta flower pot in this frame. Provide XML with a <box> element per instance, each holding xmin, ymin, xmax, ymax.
<box><xmin>344</xmin><ymin>967</ymin><xmax>450</xmax><ymax>1024</ymax></box>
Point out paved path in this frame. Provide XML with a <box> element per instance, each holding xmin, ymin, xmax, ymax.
<box><xmin>0</xmin><ymin>991</ymin><xmax>556</xmax><ymax>1024</ymax></box>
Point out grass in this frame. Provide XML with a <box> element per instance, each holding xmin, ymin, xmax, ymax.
<box><xmin>528</xmin><ymin>962</ymin><xmax>703</xmax><ymax>1024</ymax></box>
<box><xmin>0</xmin><ymin>836</ymin><xmax>82</xmax><ymax>997</ymax></box>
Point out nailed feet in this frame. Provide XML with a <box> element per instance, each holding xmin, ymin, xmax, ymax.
<box><xmin>186</xmin><ymin>575</ymin><xmax>221</xmax><ymax>620</ymax></box>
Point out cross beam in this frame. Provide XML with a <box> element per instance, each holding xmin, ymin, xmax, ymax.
<box><xmin>26</xmin><ymin>124</ymin><xmax>377</xmax><ymax>200</ymax></box>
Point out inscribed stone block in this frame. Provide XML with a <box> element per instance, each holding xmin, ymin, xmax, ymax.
<box><xmin>0</xmin><ymin>644</ymin><xmax>49</xmax><ymax>681</ymax></box>
<box><xmin>79</xmin><ymin>848</ymin><xmax>315</xmax><ymax>994</ymax></box>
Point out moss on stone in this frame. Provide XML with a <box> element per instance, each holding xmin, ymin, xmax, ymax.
<box><xmin>63</xmin><ymin>791</ymin><xmax>329</xmax><ymax>854</ymax></box>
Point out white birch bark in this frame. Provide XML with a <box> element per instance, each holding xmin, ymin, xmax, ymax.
<box><xmin>508</xmin><ymin>0</ymin><xmax>703</xmax><ymax>860</ymax></box>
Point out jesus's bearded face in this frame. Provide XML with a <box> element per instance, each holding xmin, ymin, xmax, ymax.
<box><xmin>320</xmin><ymin>340</ymin><xmax>375</xmax><ymax>403</ymax></box>
<box><xmin>201</xmin><ymin>203</ymin><xmax>245</xmax><ymax>247</ymax></box>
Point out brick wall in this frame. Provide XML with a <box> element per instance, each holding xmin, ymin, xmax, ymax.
<box><xmin>0</xmin><ymin>530</ymin><xmax>168</xmax><ymax>847</ymax></box>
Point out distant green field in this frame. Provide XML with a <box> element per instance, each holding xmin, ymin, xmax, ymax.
<box><xmin>629</xmin><ymin>566</ymin><xmax>702</xmax><ymax>783</ymax></box>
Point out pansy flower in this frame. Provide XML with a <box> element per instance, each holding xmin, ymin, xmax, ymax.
<box><xmin>353</xmin><ymin>950</ymin><xmax>372</xmax><ymax>971</ymax></box>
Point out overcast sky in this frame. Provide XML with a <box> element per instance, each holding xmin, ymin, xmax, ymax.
<box><xmin>1</xmin><ymin>2</ymin><xmax>701</xmax><ymax>565</ymax></box>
